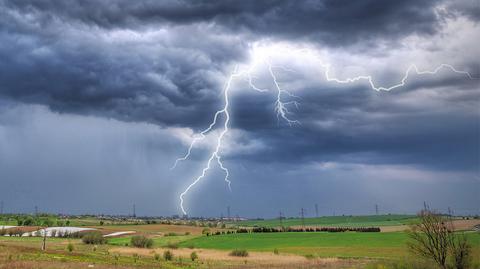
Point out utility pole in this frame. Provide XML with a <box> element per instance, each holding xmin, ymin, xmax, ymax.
<box><xmin>279</xmin><ymin>211</ymin><xmax>284</xmax><ymax>228</ymax></box>
<box><xmin>0</xmin><ymin>200</ymin><xmax>3</xmax><ymax>215</ymax></box>
<box><xmin>133</xmin><ymin>204</ymin><xmax>136</xmax><ymax>218</ymax></box>
<box><xmin>315</xmin><ymin>204</ymin><xmax>319</xmax><ymax>218</ymax></box>
<box><xmin>375</xmin><ymin>204</ymin><xmax>379</xmax><ymax>215</ymax></box>
<box><xmin>227</xmin><ymin>206</ymin><xmax>231</xmax><ymax>220</ymax></box>
<box><xmin>35</xmin><ymin>206</ymin><xmax>38</xmax><ymax>216</ymax></box>
<box><xmin>300</xmin><ymin>208</ymin><xmax>305</xmax><ymax>230</ymax></box>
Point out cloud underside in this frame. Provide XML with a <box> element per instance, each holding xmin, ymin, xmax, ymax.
<box><xmin>0</xmin><ymin>0</ymin><xmax>479</xmax><ymax>215</ymax></box>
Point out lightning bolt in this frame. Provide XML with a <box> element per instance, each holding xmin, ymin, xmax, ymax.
<box><xmin>172</xmin><ymin>47</ymin><xmax>476</xmax><ymax>216</ymax></box>
<box><xmin>322</xmin><ymin>63</ymin><xmax>475</xmax><ymax>91</ymax></box>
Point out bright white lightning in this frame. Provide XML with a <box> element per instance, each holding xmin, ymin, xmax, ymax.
<box><xmin>322</xmin><ymin>63</ymin><xmax>475</xmax><ymax>91</ymax></box>
<box><xmin>173</xmin><ymin>60</ymin><xmax>299</xmax><ymax>215</ymax></box>
<box><xmin>176</xmin><ymin>66</ymin><xmax>237</xmax><ymax>216</ymax></box>
<box><xmin>172</xmin><ymin>47</ymin><xmax>476</xmax><ymax>216</ymax></box>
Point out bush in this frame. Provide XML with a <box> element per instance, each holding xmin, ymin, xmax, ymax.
<box><xmin>164</xmin><ymin>232</ymin><xmax>178</xmax><ymax>237</ymax></box>
<box><xmin>163</xmin><ymin>250</ymin><xmax>174</xmax><ymax>261</ymax></box>
<box><xmin>154</xmin><ymin>253</ymin><xmax>160</xmax><ymax>261</ymax></box>
<box><xmin>166</xmin><ymin>242</ymin><xmax>178</xmax><ymax>249</ymax></box>
<box><xmin>230</xmin><ymin>249</ymin><xmax>249</xmax><ymax>257</ymax></box>
<box><xmin>130</xmin><ymin>235</ymin><xmax>153</xmax><ymax>248</ymax></box>
<box><xmin>67</xmin><ymin>243</ymin><xmax>74</xmax><ymax>252</ymax></box>
<box><xmin>273</xmin><ymin>248</ymin><xmax>279</xmax><ymax>255</ymax></box>
<box><xmin>190</xmin><ymin>251</ymin><xmax>198</xmax><ymax>261</ymax></box>
<box><xmin>82</xmin><ymin>231</ymin><xmax>106</xmax><ymax>245</ymax></box>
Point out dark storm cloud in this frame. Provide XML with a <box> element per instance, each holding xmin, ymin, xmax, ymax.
<box><xmin>4</xmin><ymin>0</ymin><xmax>443</xmax><ymax>46</ymax></box>
<box><xmin>446</xmin><ymin>0</ymin><xmax>480</xmax><ymax>21</ymax></box>
<box><xmin>0</xmin><ymin>0</ymin><xmax>464</xmax><ymax>129</ymax></box>
<box><xmin>229</xmin><ymin>74</ymin><xmax>479</xmax><ymax>171</ymax></box>
<box><xmin>0</xmin><ymin>0</ymin><xmax>478</xmax><ymax>216</ymax></box>
<box><xmin>0</xmin><ymin>2</ymin><xmax>248</xmax><ymax>127</ymax></box>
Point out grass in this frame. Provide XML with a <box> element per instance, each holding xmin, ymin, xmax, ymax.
<box><xmin>92</xmin><ymin>223</ymin><xmax>209</xmax><ymax>235</ymax></box>
<box><xmin>179</xmin><ymin>231</ymin><xmax>480</xmax><ymax>259</ymax></box>
<box><xmin>108</xmin><ymin>235</ymin><xmax>199</xmax><ymax>248</ymax></box>
<box><xmin>232</xmin><ymin>214</ymin><xmax>419</xmax><ymax>228</ymax></box>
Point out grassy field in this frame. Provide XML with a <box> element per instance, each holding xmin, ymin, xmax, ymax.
<box><xmin>108</xmin><ymin>234</ymin><xmax>199</xmax><ymax>248</ymax></box>
<box><xmin>179</xmin><ymin>231</ymin><xmax>480</xmax><ymax>259</ymax></box>
<box><xmin>1</xmin><ymin>216</ymin><xmax>479</xmax><ymax>269</ymax></box>
<box><xmin>232</xmin><ymin>214</ymin><xmax>419</xmax><ymax>228</ymax></box>
<box><xmin>92</xmin><ymin>223</ymin><xmax>210</xmax><ymax>235</ymax></box>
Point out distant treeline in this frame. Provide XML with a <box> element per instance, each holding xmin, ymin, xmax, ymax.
<box><xmin>204</xmin><ymin>226</ymin><xmax>380</xmax><ymax>236</ymax></box>
<box><xmin>247</xmin><ymin>226</ymin><xmax>381</xmax><ymax>233</ymax></box>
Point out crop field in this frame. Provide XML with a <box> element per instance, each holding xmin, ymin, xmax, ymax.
<box><xmin>231</xmin><ymin>214</ymin><xmax>419</xmax><ymax>228</ymax></box>
<box><xmin>108</xmin><ymin>234</ymin><xmax>199</xmax><ymax>248</ymax></box>
<box><xmin>178</xmin><ymin>231</ymin><xmax>480</xmax><ymax>259</ymax></box>
<box><xmin>1</xmin><ymin>216</ymin><xmax>479</xmax><ymax>269</ymax></box>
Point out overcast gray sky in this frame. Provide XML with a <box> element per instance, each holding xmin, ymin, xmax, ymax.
<box><xmin>0</xmin><ymin>0</ymin><xmax>479</xmax><ymax>218</ymax></box>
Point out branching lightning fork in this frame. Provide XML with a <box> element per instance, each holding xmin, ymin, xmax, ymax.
<box><xmin>172</xmin><ymin>49</ymin><xmax>476</xmax><ymax>216</ymax></box>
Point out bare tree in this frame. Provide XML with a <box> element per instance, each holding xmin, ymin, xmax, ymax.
<box><xmin>408</xmin><ymin>209</ymin><xmax>471</xmax><ymax>269</ymax></box>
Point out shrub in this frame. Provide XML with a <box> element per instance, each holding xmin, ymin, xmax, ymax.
<box><xmin>190</xmin><ymin>251</ymin><xmax>198</xmax><ymax>261</ymax></box>
<box><xmin>273</xmin><ymin>248</ymin><xmax>279</xmax><ymax>255</ymax></box>
<box><xmin>451</xmin><ymin>234</ymin><xmax>471</xmax><ymax>269</ymax></box>
<box><xmin>165</xmin><ymin>232</ymin><xmax>178</xmax><ymax>237</ymax></box>
<box><xmin>82</xmin><ymin>231</ymin><xmax>106</xmax><ymax>245</ymax></box>
<box><xmin>163</xmin><ymin>250</ymin><xmax>174</xmax><ymax>261</ymax></box>
<box><xmin>130</xmin><ymin>235</ymin><xmax>153</xmax><ymax>248</ymax></box>
<box><xmin>166</xmin><ymin>242</ymin><xmax>178</xmax><ymax>249</ymax></box>
<box><xmin>230</xmin><ymin>249</ymin><xmax>249</xmax><ymax>257</ymax></box>
<box><xmin>154</xmin><ymin>253</ymin><xmax>161</xmax><ymax>261</ymax></box>
<box><xmin>67</xmin><ymin>243</ymin><xmax>74</xmax><ymax>252</ymax></box>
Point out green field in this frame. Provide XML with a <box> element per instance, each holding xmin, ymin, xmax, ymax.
<box><xmin>232</xmin><ymin>214</ymin><xmax>419</xmax><ymax>228</ymax></box>
<box><xmin>108</xmin><ymin>234</ymin><xmax>199</xmax><ymax>248</ymax></box>
<box><xmin>179</xmin><ymin>231</ymin><xmax>480</xmax><ymax>259</ymax></box>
